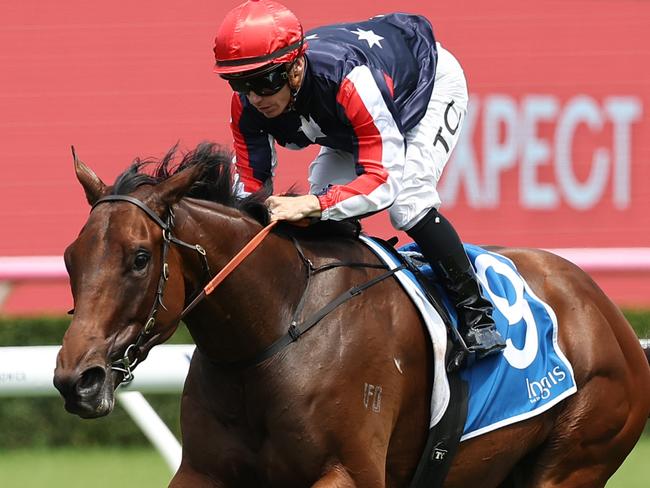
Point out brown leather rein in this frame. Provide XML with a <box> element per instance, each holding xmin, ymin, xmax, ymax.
<box><xmin>90</xmin><ymin>194</ymin><xmax>276</xmax><ymax>383</ymax></box>
<box><xmin>91</xmin><ymin>194</ymin><xmax>402</xmax><ymax>382</ymax></box>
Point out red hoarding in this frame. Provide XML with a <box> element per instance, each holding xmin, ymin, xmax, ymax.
<box><xmin>0</xmin><ymin>0</ymin><xmax>648</xmax><ymax>312</ymax></box>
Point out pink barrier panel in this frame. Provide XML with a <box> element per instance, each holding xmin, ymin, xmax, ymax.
<box><xmin>545</xmin><ymin>249</ymin><xmax>650</xmax><ymax>272</ymax></box>
<box><xmin>2</xmin><ymin>250</ymin><xmax>650</xmax><ymax>281</ymax></box>
<box><xmin>0</xmin><ymin>257</ymin><xmax>67</xmax><ymax>280</ymax></box>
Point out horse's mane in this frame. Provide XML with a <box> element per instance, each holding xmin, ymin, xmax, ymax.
<box><xmin>110</xmin><ymin>142</ymin><xmax>360</xmax><ymax>239</ymax></box>
<box><xmin>111</xmin><ymin>142</ymin><xmax>272</xmax><ymax>223</ymax></box>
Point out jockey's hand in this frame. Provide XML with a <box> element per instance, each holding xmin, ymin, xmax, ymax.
<box><xmin>266</xmin><ymin>195</ymin><xmax>322</xmax><ymax>222</ymax></box>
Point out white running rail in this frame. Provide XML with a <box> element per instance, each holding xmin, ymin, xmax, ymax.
<box><xmin>0</xmin><ymin>344</ymin><xmax>194</xmax><ymax>473</ymax></box>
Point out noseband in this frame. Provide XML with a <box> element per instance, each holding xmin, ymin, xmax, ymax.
<box><xmin>91</xmin><ymin>195</ymin><xmax>210</xmax><ymax>383</ymax></box>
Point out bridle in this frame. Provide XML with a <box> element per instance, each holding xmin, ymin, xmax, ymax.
<box><xmin>91</xmin><ymin>195</ymin><xmax>211</xmax><ymax>383</ymax></box>
<box><xmin>90</xmin><ymin>194</ymin><xmax>405</xmax><ymax>382</ymax></box>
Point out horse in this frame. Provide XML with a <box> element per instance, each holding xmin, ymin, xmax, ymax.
<box><xmin>54</xmin><ymin>143</ymin><xmax>650</xmax><ymax>487</ymax></box>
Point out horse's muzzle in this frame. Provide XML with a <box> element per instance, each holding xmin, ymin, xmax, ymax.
<box><xmin>53</xmin><ymin>364</ymin><xmax>115</xmax><ymax>418</ymax></box>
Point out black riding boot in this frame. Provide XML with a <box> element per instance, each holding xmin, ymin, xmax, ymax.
<box><xmin>407</xmin><ymin>209</ymin><xmax>505</xmax><ymax>369</ymax></box>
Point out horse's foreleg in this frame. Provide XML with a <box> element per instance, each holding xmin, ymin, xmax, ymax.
<box><xmin>312</xmin><ymin>463</ymin><xmax>388</xmax><ymax>488</ymax></box>
<box><xmin>311</xmin><ymin>465</ymin><xmax>357</xmax><ymax>487</ymax></box>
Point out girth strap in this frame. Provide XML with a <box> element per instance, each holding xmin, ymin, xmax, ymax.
<box><xmin>221</xmin><ymin>264</ymin><xmax>406</xmax><ymax>370</ymax></box>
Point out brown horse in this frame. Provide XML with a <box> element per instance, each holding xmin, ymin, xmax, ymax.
<box><xmin>54</xmin><ymin>143</ymin><xmax>650</xmax><ymax>487</ymax></box>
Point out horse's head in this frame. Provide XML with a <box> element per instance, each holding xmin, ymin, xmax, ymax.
<box><xmin>53</xmin><ymin>149</ymin><xmax>204</xmax><ymax>418</ymax></box>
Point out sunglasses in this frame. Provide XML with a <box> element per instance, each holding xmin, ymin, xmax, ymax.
<box><xmin>226</xmin><ymin>66</ymin><xmax>288</xmax><ymax>97</ymax></box>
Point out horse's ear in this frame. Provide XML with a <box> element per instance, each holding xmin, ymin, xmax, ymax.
<box><xmin>72</xmin><ymin>146</ymin><xmax>107</xmax><ymax>206</ymax></box>
<box><xmin>157</xmin><ymin>163</ymin><xmax>204</xmax><ymax>206</ymax></box>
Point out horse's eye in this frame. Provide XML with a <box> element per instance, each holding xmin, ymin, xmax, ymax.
<box><xmin>133</xmin><ymin>250</ymin><xmax>150</xmax><ymax>271</ymax></box>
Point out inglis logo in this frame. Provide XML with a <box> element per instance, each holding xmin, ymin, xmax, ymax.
<box><xmin>526</xmin><ymin>366</ymin><xmax>567</xmax><ymax>403</ymax></box>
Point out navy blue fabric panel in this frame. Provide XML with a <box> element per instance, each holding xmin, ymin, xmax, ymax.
<box><xmin>235</xmin><ymin>13</ymin><xmax>438</xmax><ymax>159</ymax></box>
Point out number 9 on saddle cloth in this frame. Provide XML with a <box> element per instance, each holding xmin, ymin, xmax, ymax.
<box><xmin>364</xmin><ymin>237</ymin><xmax>577</xmax><ymax>441</ymax></box>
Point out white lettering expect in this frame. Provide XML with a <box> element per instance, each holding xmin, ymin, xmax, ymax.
<box><xmin>440</xmin><ymin>94</ymin><xmax>643</xmax><ymax>210</ymax></box>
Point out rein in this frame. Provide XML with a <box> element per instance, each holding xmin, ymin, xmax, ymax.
<box><xmin>219</xmin><ymin>239</ymin><xmax>405</xmax><ymax>370</ymax></box>
<box><xmin>92</xmin><ymin>194</ymin><xmax>403</xmax><ymax>382</ymax></box>
<box><xmin>92</xmin><ymin>194</ymin><xmax>276</xmax><ymax>383</ymax></box>
<box><xmin>179</xmin><ymin>219</ymin><xmax>278</xmax><ymax>319</ymax></box>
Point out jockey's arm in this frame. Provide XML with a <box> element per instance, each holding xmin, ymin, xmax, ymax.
<box><xmin>230</xmin><ymin>69</ymin><xmax>407</xmax><ymax>223</ymax></box>
<box><xmin>315</xmin><ymin>66</ymin><xmax>405</xmax><ymax>221</ymax></box>
<box><xmin>230</xmin><ymin>92</ymin><xmax>276</xmax><ymax>196</ymax></box>
<box><xmin>266</xmin><ymin>194</ymin><xmax>321</xmax><ymax>221</ymax></box>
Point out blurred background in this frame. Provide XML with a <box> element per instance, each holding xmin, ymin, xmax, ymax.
<box><xmin>0</xmin><ymin>0</ymin><xmax>647</xmax><ymax>486</ymax></box>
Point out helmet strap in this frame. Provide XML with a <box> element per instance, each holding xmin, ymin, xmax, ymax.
<box><xmin>286</xmin><ymin>57</ymin><xmax>305</xmax><ymax>110</ymax></box>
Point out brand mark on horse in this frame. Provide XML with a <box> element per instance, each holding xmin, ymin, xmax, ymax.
<box><xmin>363</xmin><ymin>383</ymin><xmax>382</xmax><ymax>412</ymax></box>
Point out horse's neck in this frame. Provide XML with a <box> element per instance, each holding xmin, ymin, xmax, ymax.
<box><xmin>174</xmin><ymin>200</ymin><xmax>306</xmax><ymax>363</ymax></box>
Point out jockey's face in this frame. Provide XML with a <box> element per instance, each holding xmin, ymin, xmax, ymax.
<box><xmin>246</xmin><ymin>84</ymin><xmax>292</xmax><ymax>118</ymax></box>
<box><xmin>235</xmin><ymin>57</ymin><xmax>305</xmax><ymax>119</ymax></box>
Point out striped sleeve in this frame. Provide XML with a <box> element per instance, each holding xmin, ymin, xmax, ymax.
<box><xmin>317</xmin><ymin>66</ymin><xmax>404</xmax><ymax>220</ymax></box>
<box><xmin>230</xmin><ymin>93</ymin><xmax>277</xmax><ymax>196</ymax></box>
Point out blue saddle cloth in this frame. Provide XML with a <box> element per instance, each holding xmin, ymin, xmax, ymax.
<box><xmin>398</xmin><ymin>242</ymin><xmax>577</xmax><ymax>441</ymax></box>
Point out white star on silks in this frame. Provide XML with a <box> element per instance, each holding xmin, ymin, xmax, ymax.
<box><xmin>305</xmin><ymin>34</ymin><xmax>319</xmax><ymax>40</ymax></box>
<box><xmin>299</xmin><ymin>115</ymin><xmax>326</xmax><ymax>143</ymax></box>
<box><xmin>350</xmin><ymin>28</ymin><xmax>384</xmax><ymax>49</ymax></box>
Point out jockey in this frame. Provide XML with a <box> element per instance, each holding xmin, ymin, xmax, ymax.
<box><xmin>213</xmin><ymin>0</ymin><xmax>505</xmax><ymax>365</ymax></box>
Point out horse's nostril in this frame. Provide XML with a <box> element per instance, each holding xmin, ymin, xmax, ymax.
<box><xmin>53</xmin><ymin>373</ymin><xmax>76</xmax><ymax>398</ymax></box>
<box><xmin>77</xmin><ymin>366</ymin><xmax>106</xmax><ymax>396</ymax></box>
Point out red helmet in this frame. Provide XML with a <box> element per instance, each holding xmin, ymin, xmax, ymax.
<box><xmin>214</xmin><ymin>0</ymin><xmax>305</xmax><ymax>76</ymax></box>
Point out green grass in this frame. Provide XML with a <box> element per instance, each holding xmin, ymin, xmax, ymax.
<box><xmin>0</xmin><ymin>447</ymin><xmax>171</xmax><ymax>488</ymax></box>
<box><xmin>0</xmin><ymin>437</ymin><xmax>647</xmax><ymax>487</ymax></box>
<box><xmin>607</xmin><ymin>433</ymin><xmax>650</xmax><ymax>487</ymax></box>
